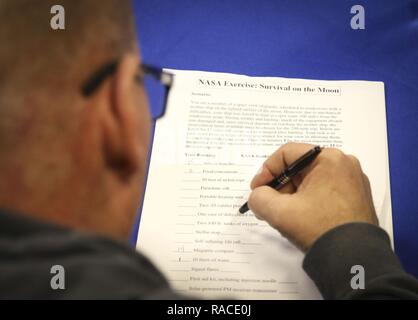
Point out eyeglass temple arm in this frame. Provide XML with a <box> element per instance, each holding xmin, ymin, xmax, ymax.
<box><xmin>141</xmin><ymin>64</ymin><xmax>173</xmax><ymax>87</ymax></box>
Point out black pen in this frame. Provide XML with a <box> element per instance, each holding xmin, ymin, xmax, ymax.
<box><xmin>239</xmin><ymin>146</ymin><xmax>322</xmax><ymax>214</ymax></box>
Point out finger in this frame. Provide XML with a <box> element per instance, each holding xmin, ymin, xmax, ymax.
<box><xmin>347</xmin><ymin>155</ymin><xmax>362</xmax><ymax>170</ymax></box>
<box><xmin>362</xmin><ymin>173</ymin><xmax>379</xmax><ymax>225</ymax></box>
<box><xmin>250</xmin><ymin>165</ymin><xmax>296</xmax><ymax>194</ymax></box>
<box><xmin>250</xmin><ymin>142</ymin><xmax>315</xmax><ymax>190</ymax></box>
<box><xmin>247</xmin><ymin>186</ymin><xmax>297</xmax><ymax>229</ymax></box>
<box><xmin>250</xmin><ymin>164</ymin><xmax>273</xmax><ymax>190</ymax></box>
<box><xmin>362</xmin><ymin>173</ymin><xmax>372</xmax><ymax>197</ymax></box>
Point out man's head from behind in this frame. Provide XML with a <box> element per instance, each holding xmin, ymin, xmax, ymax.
<box><xmin>0</xmin><ymin>0</ymin><xmax>151</xmax><ymax>240</ymax></box>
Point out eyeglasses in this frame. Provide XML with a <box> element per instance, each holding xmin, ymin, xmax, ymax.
<box><xmin>81</xmin><ymin>60</ymin><xmax>174</xmax><ymax>120</ymax></box>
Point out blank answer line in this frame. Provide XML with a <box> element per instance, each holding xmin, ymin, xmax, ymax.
<box><xmin>168</xmin><ymin>279</ymin><xmax>188</xmax><ymax>282</ymax></box>
<box><xmin>279</xmin><ymin>292</ymin><xmax>299</xmax><ymax>294</ymax></box>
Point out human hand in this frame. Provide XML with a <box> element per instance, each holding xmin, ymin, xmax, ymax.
<box><xmin>248</xmin><ymin>143</ymin><xmax>378</xmax><ymax>252</ymax></box>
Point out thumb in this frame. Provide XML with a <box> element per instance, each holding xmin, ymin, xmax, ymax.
<box><xmin>247</xmin><ymin>186</ymin><xmax>297</xmax><ymax>230</ymax></box>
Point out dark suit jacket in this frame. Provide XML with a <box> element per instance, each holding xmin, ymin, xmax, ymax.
<box><xmin>0</xmin><ymin>208</ymin><xmax>417</xmax><ymax>299</ymax></box>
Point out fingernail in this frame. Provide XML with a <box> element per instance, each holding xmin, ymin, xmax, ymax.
<box><xmin>255</xmin><ymin>165</ymin><xmax>264</xmax><ymax>176</ymax></box>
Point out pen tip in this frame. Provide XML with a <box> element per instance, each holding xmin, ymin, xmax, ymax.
<box><xmin>239</xmin><ymin>203</ymin><xmax>249</xmax><ymax>214</ymax></box>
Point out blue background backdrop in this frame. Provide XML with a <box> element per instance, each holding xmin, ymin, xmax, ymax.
<box><xmin>132</xmin><ymin>0</ymin><xmax>418</xmax><ymax>277</ymax></box>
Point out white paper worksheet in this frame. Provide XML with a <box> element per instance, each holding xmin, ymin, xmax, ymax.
<box><xmin>136</xmin><ymin>70</ymin><xmax>393</xmax><ymax>299</ymax></box>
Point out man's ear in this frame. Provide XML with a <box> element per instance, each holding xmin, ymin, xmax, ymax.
<box><xmin>102</xmin><ymin>54</ymin><xmax>141</xmax><ymax>180</ymax></box>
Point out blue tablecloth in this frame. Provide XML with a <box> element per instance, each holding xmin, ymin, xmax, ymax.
<box><xmin>133</xmin><ymin>0</ymin><xmax>418</xmax><ymax>277</ymax></box>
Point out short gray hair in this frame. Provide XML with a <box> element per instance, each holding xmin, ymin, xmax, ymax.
<box><xmin>0</xmin><ymin>0</ymin><xmax>136</xmax><ymax>157</ymax></box>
